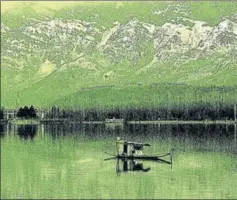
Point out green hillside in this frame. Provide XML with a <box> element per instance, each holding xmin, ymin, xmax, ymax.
<box><xmin>1</xmin><ymin>1</ymin><xmax>237</xmax><ymax>109</ymax></box>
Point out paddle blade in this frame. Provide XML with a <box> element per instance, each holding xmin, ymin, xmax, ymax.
<box><xmin>104</xmin><ymin>156</ymin><xmax>117</xmax><ymax>161</ymax></box>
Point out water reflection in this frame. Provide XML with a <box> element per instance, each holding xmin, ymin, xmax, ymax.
<box><xmin>235</xmin><ymin>124</ymin><xmax>237</xmax><ymax>151</ymax></box>
<box><xmin>1</xmin><ymin>122</ymin><xmax>236</xmax><ymax>153</ymax></box>
<box><xmin>115</xmin><ymin>156</ymin><xmax>173</xmax><ymax>175</ymax></box>
<box><xmin>116</xmin><ymin>159</ymin><xmax>151</xmax><ymax>175</ymax></box>
<box><xmin>42</xmin><ymin>123</ymin><xmax>236</xmax><ymax>141</ymax></box>
<box><xmin>0</xmin><ymin>124</ymin><xmax>4</xmax><ymax>138</ymax></box>
<box><xmin>17</xmin><ymin>125</ymin><xmax>38</xmax><ymax>140</ymax></box>
<box><xmin>2</xmin><ymin>121</ymin><xmax>237</xmax><ymax>199</ymax></box>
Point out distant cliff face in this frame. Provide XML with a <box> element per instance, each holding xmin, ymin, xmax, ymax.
<box><xmin>1</xmin><ymin>2</ymin><xmax>237</xmax><ymax>107</ymax></box>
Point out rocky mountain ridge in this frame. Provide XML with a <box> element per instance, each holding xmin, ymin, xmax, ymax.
<box><xmin>1</xmin><ymin>7</ymin><xmax>237</xmax><ymax>108</ymax></box>
<box><xmin>2</xmin><ymin>16</ymin><xmax>237</xmax><ymax>73</ymax></box>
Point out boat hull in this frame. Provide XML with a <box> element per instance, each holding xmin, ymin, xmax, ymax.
<box><xmin>117</xmin><ymin>155</ymin><xmax>172</xmax><ymax>164</ymax></box>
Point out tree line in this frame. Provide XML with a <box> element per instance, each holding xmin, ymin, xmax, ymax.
<box><xmin>0</xmin><ymin>106</ymin><xmax>37</xmax><ymax>120</ymax></box>
<box><xmin>0</xmin><ymin>109</ymin><xmax>3</xmax><ymax>120</ymax></box>
<box><xmin>17</xmin><ymin>105</ymin><xmax>37</xmax><ymax>119</ymax></box>
<box><xmin>0</xmin><ymin>103</ymin><xmax>236</xmax><ymax>121</ymax></box>
<box><xmin>44</xmin><ymin>103</ymin><xmax>237</xmax><ymax>122</ymax></box>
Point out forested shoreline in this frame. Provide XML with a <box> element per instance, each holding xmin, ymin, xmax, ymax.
<box><xmin>43</xmin><ymin>103</ymin><xmax>237</xmax><ymax>122</ymax></box>
<box><xmin>1</xmin><ymin>102</ymin><xmax>236</xmax><ymax>122</ymax></box>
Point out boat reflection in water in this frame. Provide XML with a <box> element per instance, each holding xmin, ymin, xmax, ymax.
<box><xmin>116</xmin><ymin>159</ymin><xmax>151</xmax><ymax>175</ymax></box>
<box><xmin>115</xmin><ymin>156</ymin><xmax>173</xmax><ymax>175</ymax></box>
<box><xmin>105</xmin><ymin>138</ymin><xmax>174</xmax><ymax>175</ymax></box>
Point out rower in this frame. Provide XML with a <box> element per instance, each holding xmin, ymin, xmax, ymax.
<box><xmin>116</xmin><ymin>137</ymin><xmax>124</xmax><ymax>156</ymax></box>
<box><xmin>127</xmin><ymin>141</ymin><xmax>150</xmax><ymax>156</ymax></box>
<box><xmin>116</xmin><ymin>138</ymin><xmax>151</xmax><ymax>156</ymax></box>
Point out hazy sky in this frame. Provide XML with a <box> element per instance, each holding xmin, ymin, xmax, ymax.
<box><xmin>1</xmin><ymin>1</ymin><xmax>111</xmax><ymax>14</ymax></box>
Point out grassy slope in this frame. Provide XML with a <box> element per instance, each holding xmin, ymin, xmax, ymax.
<box><xmin>2</xmin><ymin>53</ymin><xmax>237</xmax><ymax>109</ymax></box>
<box><xmin>3</xmin><ymin>51</ymin><xmax>237</xmax><ymax>109</ymax></box>
<box><xmin>1</xmin><ymin>2</ymin><xmax>237</xmax><ymax>109</ymax></box>
<box><xmin>52</xmin><ymin>84</ymin><xmax>237</xmax><ymax>109</ymax></box>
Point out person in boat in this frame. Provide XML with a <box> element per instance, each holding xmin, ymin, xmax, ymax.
<box><xmin>116</xmin><ymin>137</ymin><xmax>151</xmax><ymax>156</ymax></box>
<box><xmin>131</xmin><ymin>143</ymin><xmax>144</xmax><ymax>155</ymax></box>
<box><xmin>126</xmin><ymin>141</ymin><xmax>150</xmax><ymax>156</ymax></box>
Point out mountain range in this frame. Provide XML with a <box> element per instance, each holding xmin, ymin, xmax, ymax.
<box><xmin>1</xmin><ymin>2</ymin><xmax>237</xmax><ymax>108</ymax></box>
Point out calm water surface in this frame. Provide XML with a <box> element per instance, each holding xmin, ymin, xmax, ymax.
<box><xmin>1</xmin><ymin>123</ymin><xmax>237</xmax><ymax>199</ymax></box>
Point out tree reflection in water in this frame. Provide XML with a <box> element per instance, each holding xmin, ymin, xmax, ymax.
<box><xmin>0</xmin><ymin>124</ymin><xmax>4</xmax><ymax>138</ymax></box>
<box><xmin>17</xmin><ymin>125</ymin><xmax>37</xmax><ymax>140</ymax></box>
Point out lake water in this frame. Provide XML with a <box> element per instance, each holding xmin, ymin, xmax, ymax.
<box><xmin>1</xmin><ymin>122</ymin><xmax>237</xmax><ymax>199</ymax></box>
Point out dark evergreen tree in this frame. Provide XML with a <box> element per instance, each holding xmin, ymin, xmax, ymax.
<box><xmin>51</xmin><ymin>105</ymin><xmax>57</xmax><ymax>119</ymax></box>
<box><xmin>23</xmin><ymin>106</ymin><xmax>30</xmax><ymax>119</ymax></box>
<box><xmin>0</xmin><ymin>109</ymin><xmax>3</xmax><ymax>119</ymax></box>
<box><xmin>56</xmin><ymin>107</ymin><xmax>60</xmax><ymax>118</ymax></box>
<box><xmin>17</xmin><ymin>107</ymin><xmax>24</xmax><ymax>118</ymax></box>
<box><xmin>62</xmin><ymin>109</ymin><xmax>66</xmax><ymax>118</ymax></box>
<box><xmin>29</xmin><ymin>105</ymin><xmax>37</xmax><ymax>118</ymax></box>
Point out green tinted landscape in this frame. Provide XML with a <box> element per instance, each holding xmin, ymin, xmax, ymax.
<box><xmin>1</xmin><ymin>1</ymin><xmax>237</xmax><ymax>109</ymax></box>
<box><xmin>1</xmin><ymin>123</ymin><xmax>237</xmax><ymax>199</ymax></box>
<box><xmin>1</xmin><ymin>2</ymin><xmax>237</xmax><ymax>199</ymax></box>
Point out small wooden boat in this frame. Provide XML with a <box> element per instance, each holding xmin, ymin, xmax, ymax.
<box><xmin>117</xmin><ymin>154</ymin><xmax>173</xmax><ymax>164</ymax></box>
<box><xmin>104</xmin><ymin>138</ymin><xmax>174</xmax><ymax>165</ymax></box>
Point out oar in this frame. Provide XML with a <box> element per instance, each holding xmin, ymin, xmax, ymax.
<box><xmin>104</xmin><ymin>156</ymin><xmax>117</xmax><ymax>161</ymax></box>
<box><xmin>104</xmin><ymin>152</ymin><xmax>116</xmax><ymax>157</ymax></box>
<box><xmin>104</xmin><ymin>152</ymin><xmax>117</xmax><ymax>161</ymax></box>
<box><xmin>143</xmin><ymin>143</ymin><xmax>151</xmax><ymax>146</ymax></box>
<box><xmin>155</xmin><ymin>152</ymin><xmax>171</xmax><ymax>157</ymax></box>
<box><xmin>153</xmin><ymin>148</ymin><xmax>174</xmax><ymax>160</ymax></box>
<box><xmin>170</xmin><ymin>148</ymin><xmax>174</xmax><ymax>166</ymax></box>
<box><xmin>153</xmin><ymin>157</ymin><xmax>172</xmax><ymax>165</ymax></box>
<box><xmin>142</xmin><ymin>152</ymin><xmax>171</xmax><ymax>158</ymax></box>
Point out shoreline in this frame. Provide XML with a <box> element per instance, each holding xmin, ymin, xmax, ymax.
<box><xmin>8</xmin><ymin>119</ymin><xmax>40</xmax><ymax>125</ymax></box>
<box><xmin>1</xmin><ymin>119</ymin><xmax>236</xmax><ymax>125</ymax></box>
<box><xmin>127</xmin><ymin>120</ymin><xmax>236</xmax><ymax>125</ymax></box>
